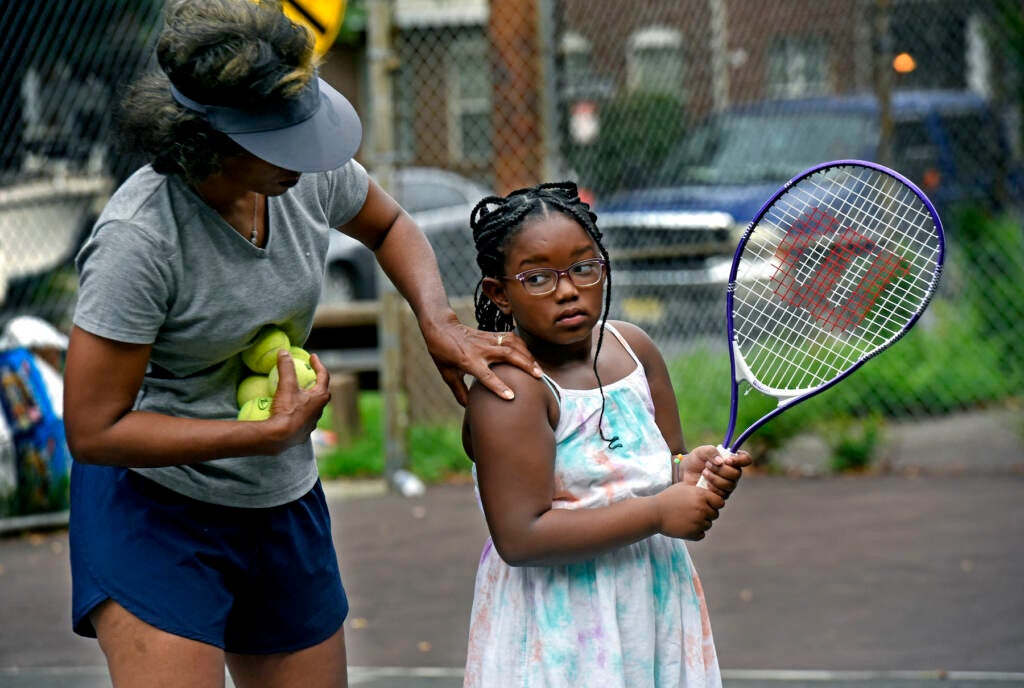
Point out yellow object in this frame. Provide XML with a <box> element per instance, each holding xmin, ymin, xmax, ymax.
<box><xmin>241</xmin><ymin>326</ymin><xmax>291</xmax><ymax>374</ymax></box>
<box><xmin>238</xmin><ymin>396</ymin><xmax>273</xmax><ymax>421</ymax></box>
<box><xmin>237</xmin><ymin>375</ymin><xmax>272</xmax><ymax>407</ymax></box>
<box><xmin>269</xmin><ymin>0</ymin><xmax>347</xmax><ymax>57</ymax></box>
<box><xmin>289</xmin><ymin>346</ymin><xmax>312</xmax><ymax>363</ymax></box>
<box><xmin>268</xmin><ymin>356</ymin><xmax>318</xmax><ymax>393</ymax></box>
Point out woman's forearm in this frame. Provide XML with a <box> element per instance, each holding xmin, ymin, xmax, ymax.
<box><xmin>371</xmin><ymin>213</ymin><xmax>455</xmax><ymax>325</ymax></box>
<box><xmin>68</xmin><ymin>410</ymin><xmax>287</xmax><ymax>467</ymax></box>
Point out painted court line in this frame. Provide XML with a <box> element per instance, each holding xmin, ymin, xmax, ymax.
<box><xmin>3</xmin><ymin>666</ymin><xmax>1023</xmax><ymax>684</ymax></box>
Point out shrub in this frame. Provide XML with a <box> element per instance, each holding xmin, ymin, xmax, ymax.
<box><xmin>566</xmin><ymin>92</ymin><xmax>686</xmax><ymax>196</ymax></box>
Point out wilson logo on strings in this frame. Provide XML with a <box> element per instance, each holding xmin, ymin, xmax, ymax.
<box><xmin>771</xmin><ymin>208</ymin><xmax>910</xmax><ymax>332</ymax></box>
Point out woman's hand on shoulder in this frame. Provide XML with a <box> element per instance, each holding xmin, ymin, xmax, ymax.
<box><xmin>465</xmin><ymin>358</ymin><xmax>552</xmax><ymax>419</ymax></box>
<box><xmin>421</xmin><ymin>315</ymin><xmax>541</xmax><ymax>406</ymax></box>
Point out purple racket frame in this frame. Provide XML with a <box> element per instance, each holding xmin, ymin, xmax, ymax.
<box><xmin>719</xmin><ymin>159</ymin><xmax>946</xmax><ymax>453</ymax></box>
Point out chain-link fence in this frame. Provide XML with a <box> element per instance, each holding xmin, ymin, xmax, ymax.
<box><xmin>2</xmin><ymin>1</ymin><xmax>1022</xmax><ymax>477</ymax></box>
<box><xmin>0</xmin><ymin>1</ymin><xmax>164</xmax><ymax>330</ymax></box>
<box><xmin>377</xmin><ymin>0</ymin><xmax>1024</xmax><ymax>470</ymax></box>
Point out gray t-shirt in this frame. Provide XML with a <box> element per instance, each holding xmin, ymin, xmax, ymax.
<box><xmin>73</xmin><ymin>161</ymin><xmax>369</xmax><ymax>507</ymax></box>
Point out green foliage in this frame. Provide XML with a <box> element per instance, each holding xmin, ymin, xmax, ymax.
<box><xmin>336</xmin><ymin>0</ymin><xmax>367</xmax><ymax>46</ymax></box>
<box><xmin>567</xmin><ymin>92</ymin><xmax>687</xmax><ymax>195</ymax></box>
<box><xmin>951</xmin><ymin>207</ymin><xmax>1024</xmax><ymax>388</ymax></box>
<box><xmin>317</xmin><ymin>393</ymin><xmax>470</xmax><ymax>482</ymax></box>
<box><xmin>408</xmin><ymin>423</ymin><xmax>472</xmax><ymax>482</ymax></box>
<box><xmin>825</xmin><ymin>415</ymin><xmax>884</xmax><ymax>473</ymax></box>
<box><xmin>316</xmin><ymin>393</ymin><xmax>385</xmax><ymax>478</ymax></box>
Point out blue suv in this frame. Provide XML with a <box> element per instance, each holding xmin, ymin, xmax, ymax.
<box><xmin>594</xmin><ymin>89</ymin><xmax>1014</xmax><ymax>304</ymax></box>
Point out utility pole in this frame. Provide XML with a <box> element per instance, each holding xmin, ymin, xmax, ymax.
<box><xmin>874</xmin><ymin>0</ymin><xmax>893</xmax><ymax>166</ymax></box>
<box><xmin>489</xmin><ymin>0</ymin><xmax>544</xmax><ymax>193</ymax></box>
<box><xmin>708</xmin><ymin>0</ymin><xmax>730</xmax><ymax>112</ymax></box>
<box><xmin>367</xmin><ymin>0</ymin><xmax>421</xmax><ymax>496</ymax></box>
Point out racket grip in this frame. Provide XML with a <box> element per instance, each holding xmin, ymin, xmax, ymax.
<box><xmin>697</xmin><ymin>445</ymin><xmax>736</xmax><ymax>490</ymax></box>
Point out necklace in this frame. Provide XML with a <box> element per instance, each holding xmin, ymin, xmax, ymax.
<box><xmin>250</xmin><ymin>193</ymin><xmax>260</xmax><ymax>245</ymax></box>
<box><xmin>194</xmin><ymin>185</ymin><xmax>261</xmax><ymax>245</ymax></box>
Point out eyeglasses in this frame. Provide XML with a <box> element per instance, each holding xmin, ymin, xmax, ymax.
<box><xmin>503</xmin><ymin>258</ymin><xmax>607</xmax><ymax>296</ymax></box>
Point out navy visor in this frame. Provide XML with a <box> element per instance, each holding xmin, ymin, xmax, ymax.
<box><xmin>170</xmin><ymin>76</ymin><xmax>362</xmax><ymax>173</ymax></box>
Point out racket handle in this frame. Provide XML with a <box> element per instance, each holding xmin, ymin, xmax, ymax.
<box><xmin>696</xmin><ymin>445</ymin><xmax>736</xmax><ymax>490</ymax></box>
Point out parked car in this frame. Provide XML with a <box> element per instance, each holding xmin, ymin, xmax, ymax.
<box><xmin>0</xmin><ymin>169</ymin><xmax>113</xmax><ymax>330</ymax></box>
<box><xmin>591</xmin><ymin>89</ymin><xmax>1016</xmax><ymax>335</ymax></box>
<box><xmin>321</xmin><ymin>167</ymin><xmax>491</xmax><ymax>306</ymax></box>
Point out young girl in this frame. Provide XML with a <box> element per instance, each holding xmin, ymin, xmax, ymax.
<box><xmin>461</xmin><ymin>182</ymin><xmax>751</xmax><ymax>687</ymax></box>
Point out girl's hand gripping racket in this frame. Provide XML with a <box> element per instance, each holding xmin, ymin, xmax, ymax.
<box><xmin>697</xmin><ymin>160</ymin><xmax>945</xmax><ymax>488</ymax></box>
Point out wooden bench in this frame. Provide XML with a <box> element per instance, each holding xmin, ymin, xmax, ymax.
<box><xmin>309</xmin><ymin>302</ymin><xmax>382</xmax><ymax>447</ymax></box>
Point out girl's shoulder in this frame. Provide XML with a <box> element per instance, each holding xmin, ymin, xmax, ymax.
<box><xmin>465</xmin><ymin>363</ymin><xmax>560</xmax><ymax>437</ymax></box>
<box><xmin>467</xmin><ymin>362</ymin><xmax>558</xmax><ymax>411</ymax></box>
<box><xmin>604</xmin><ymin>319</ymin><xmax>661</xmax><ymax>364</ymax></box>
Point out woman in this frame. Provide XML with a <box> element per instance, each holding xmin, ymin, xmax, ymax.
<box><xmin>63</xmin><ymin>2</ymin><xmax>536</xmax><ymax>686</ymax></box>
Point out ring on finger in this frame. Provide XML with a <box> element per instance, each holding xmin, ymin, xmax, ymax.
<box><xmin>496</xmin><ymin>333</ymin><xmax>505</xmax><ymax>346</ymax></box>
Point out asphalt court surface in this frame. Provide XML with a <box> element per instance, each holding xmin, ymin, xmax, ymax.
<box><xmin>1</xmin><ymin>667</ymin><xmax>1023</xmax><ymax>687</ymax></box>
<box><xmin>2</xmin><ymin>408</ymin><xmax>1022</xmax><ymax>687</ymax></box>
<box><xmin>2</xmin><ymin>475</ymin><xmax>1022</xmax><ymax>687</ymax></box>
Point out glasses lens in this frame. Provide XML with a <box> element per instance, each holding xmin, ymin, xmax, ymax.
<box><xmin>522</xmin><ymin>270</ymin><xmax>557</xmax><ymax>295</ymax></box>
<box><xmin>569</xmin><ymin>260</ymin><xmax>604</xmax><ymax>287</ymax></box>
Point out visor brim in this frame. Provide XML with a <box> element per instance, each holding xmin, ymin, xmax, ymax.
<box><xmin>227</xmin><ymin>78</ymin><xmax>362</xmax><ymax>173</ymax></box>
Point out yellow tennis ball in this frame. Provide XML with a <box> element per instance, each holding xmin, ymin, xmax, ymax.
<box><xmin>241</xmin><ymin>326</ymin><xmax>291</xmax><ymax>374</ymax></box>
<box><xmin>237</xmin><ymin>396</ymin><xmax>273</xmax><ymax>421</ymax></box>
<box><xmin>268</xmin><ymin>357</ymin><xmax>317</xmax><ymax>393</ymax></box>
<box><xmin>236</xmin><ymin>375</ymin><xmax>272</xmax><ymax>408</ymax></box>
<box><xmin>289</xmin><ymin>346</ymin><xmax>311</xmax><ymax>363</ymax></box>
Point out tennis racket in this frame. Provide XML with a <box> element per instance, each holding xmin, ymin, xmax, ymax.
<box><xmin>697</xmin><ymin>159</ymin><xmax>945</xmax><ymax>488</ymax></box>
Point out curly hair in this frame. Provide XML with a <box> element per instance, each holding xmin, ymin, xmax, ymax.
<box><xmin>470</xmin><ymin>181</ymin><xmax>620</xmax><ymax>446</ymax></box>
<box><xmin>115</xmin><ymin>0</ymin><xmax>318</xmax><ymax>184</ymax></box>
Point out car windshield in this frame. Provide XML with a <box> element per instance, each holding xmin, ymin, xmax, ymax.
<box><xmin>656</xmin><ymin>112</ymin><xmax>877</xmax><ymax>185</ymax></box>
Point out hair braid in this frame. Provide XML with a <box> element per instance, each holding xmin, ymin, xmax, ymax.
<box><xmin>469</xmin><ymin>181</ymin><xmax>620</xmax><ymax>448</ymax></box>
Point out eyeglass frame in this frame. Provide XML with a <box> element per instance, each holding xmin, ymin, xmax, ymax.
<box><xmin>500</xmin><ymin>257</ymin><xmax>608</xmax><ymax>296</ymax></box>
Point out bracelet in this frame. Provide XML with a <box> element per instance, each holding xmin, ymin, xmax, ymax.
<box><xmin>673</xmin><ymin>453</ymin><xmax>684</xmax><ymax>464</ymax></box>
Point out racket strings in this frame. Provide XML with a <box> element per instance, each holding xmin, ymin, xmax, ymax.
<box><xmin>740</xmin><ymin>187</ymin><xmax>933</xmax><ymax>386</ymax></box>
<box><xmin>731</xmin><ymin>166</ymin><xmax>942</xmax><ymax>392</ymax></box>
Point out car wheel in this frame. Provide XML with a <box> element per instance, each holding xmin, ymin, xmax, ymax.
<box><xmin>321</xmin><ymin>263</ymin><xmax>358</xmax><ymax>306</ymax></box>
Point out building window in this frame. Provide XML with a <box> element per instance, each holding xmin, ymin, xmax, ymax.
<box><xmin>448</xmin><ymin>35</ymin><xmax>491</xmax><ymax>162</ymax></box>
<box><xmin>627</xmin><ymin>27</ymin><xmax>684</xmax><ymax>96</ymax></box>
<box><xmin>767</xmin><ymin>37</ymin><xmax>830</xmax><ymax>98</ymax></box>
<box><xmin>561</xmin><ymin>31</ymin><xmax>592</xmax><ymax>89</ymax></box>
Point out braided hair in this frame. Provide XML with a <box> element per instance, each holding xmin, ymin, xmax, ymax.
<box><xmin>470</xmin><ymin>181</ymin><xmax>621</xmax><ymax>448</ymax></box>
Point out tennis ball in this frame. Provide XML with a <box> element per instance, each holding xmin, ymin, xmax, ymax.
<box><xmin>242</xmin><ymin>326</ymin><xmax>291</xmax><ymax>374</ymax></box>
<box><xmin>268</xmin><ymin>356</ymin><xmax>317</xmax><ymax>393</ymax></box>
<box><xmin>236</xmin><ymin>375</ymin><xmax>272</xmax><ymax>408</ymax></box>
<box><xmin>237</xmin><ymin>396</ymin><xmax>273</xmax><ymax>421</ymax></box>
<box><xmin>289</xmin><ymin>346</ymin><xmax>312</xmax><ymax>363</ymax></box>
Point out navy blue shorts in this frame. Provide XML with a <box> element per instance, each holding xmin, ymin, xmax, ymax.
<box><xmin>69</xmin><ymin>463</ymin><xmax>348</xmax><ymax>654</ymax></box>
